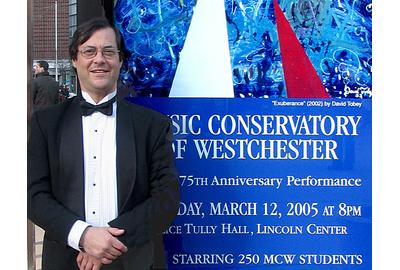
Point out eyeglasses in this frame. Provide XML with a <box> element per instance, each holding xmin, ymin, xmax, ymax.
<box><xmin>79</xmin><ymin>47</ymin><xmax>120</xmax><ymax>59</ymax></box>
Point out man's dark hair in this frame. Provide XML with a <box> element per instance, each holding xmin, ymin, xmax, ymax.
<box><xmin>37</xmin><ymin>60</ymin><xmax>49</xmax><ymax>71</ymax></box>
<box><xmin>69</xmin><ymin>17</ymin><xmax>124</xmax><ymax>61</ymax></box>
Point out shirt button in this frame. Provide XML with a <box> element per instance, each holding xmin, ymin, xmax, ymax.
<box><xmin>93</xmin><ymin>156</ymin><xmax>96</xmax><ymax>159</ymax></box>
<box><xmin>92</xmin><ymin>211</ymin><xmax>96</xmax><ymax>214</ymax></box>
<box><xmin>94</xmin><ymin>129</ymin><xmax>98</xmax><ymax>132</ymax></box>
<box><xmin>93</xmin><ymin>183</ymin><xmax>96</xmax><ymax>186</ymax></box>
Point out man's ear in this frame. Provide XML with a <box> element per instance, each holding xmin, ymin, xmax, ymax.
<box><xmin>72</xmin><ymin>60</ymin><xmax>77</xmax><ymax>68</ymax></box>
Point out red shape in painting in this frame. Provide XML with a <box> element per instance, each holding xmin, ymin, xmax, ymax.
<box><xmin>273</xmin><ymin>0</ymin><xmax>329</xmax><ymax>98</ymax></box>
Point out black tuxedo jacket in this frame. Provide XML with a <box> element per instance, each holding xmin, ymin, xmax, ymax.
<box><xmin>28</xmin><ymin>96</ymin><xmax>180</xmax><ymax>270</ymax></box>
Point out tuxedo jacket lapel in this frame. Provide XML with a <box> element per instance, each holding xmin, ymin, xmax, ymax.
<box><xmin>58</xmin><ymin>97</ymin><xmax>85</xmax><ymax>218</ymax></box>
<box><xmin>116</xmin><ymin>100</ymin><xmax>137</xmax><ymax>213</ymax></box>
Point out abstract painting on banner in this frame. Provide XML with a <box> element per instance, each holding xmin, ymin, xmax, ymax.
<box><xmin>114</xmin><ymin>0</ymin><xmax>371</xmax><ymax>99</ymax></box>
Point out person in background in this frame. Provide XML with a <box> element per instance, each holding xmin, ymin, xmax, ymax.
<box><xmin>32</xmin><ymin>60</ymin><xmax>60</xmax><ymax>110</ymax></box>
<box><xmin>28</xmin><ymin>18</ymin><xmax>180</xmax><ymax>270</ymax></box>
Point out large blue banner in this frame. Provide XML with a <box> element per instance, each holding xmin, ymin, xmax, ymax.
<box><xmin>131</xmin><ymin>97</ymin><xmax>371</xmax><ymax>269</ymax></box>
<box><xmin>116</xmin><ymin>0</ymin><xmax>372</xmax><ymax>268</ymax></box>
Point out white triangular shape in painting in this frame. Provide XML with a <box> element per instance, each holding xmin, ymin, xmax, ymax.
<box><xmin>169</xmin><ymin>0</ymin><xmax>234</xmax><ymax>97</ymax></box>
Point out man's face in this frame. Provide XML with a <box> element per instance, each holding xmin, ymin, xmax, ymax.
<box><xmin>72</xmin><ymin>27</ymin><xmax>122</xmax><ymax>97</ymax></box>
<box><xmin>33</xmin><ymin>64</ymin><xmax>44</xmax><ymax>75</ymax></box>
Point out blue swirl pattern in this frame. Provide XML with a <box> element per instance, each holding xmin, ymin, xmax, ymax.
<box><xmin>114</xmin><ymin>0</ymin><xmax>372</xmax><ymax>98</ymax></box>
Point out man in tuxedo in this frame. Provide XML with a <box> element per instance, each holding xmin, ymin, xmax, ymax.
<box><xmin>28</xmin><ymin>18</ymin><xmax>180</xmax><ymax>270</ymax></box>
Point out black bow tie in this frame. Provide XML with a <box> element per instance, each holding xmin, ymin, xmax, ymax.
<box><xmin>80</xmin><ymin>96</ymin><xmax>116</xmax><ymax>116</ymax></box>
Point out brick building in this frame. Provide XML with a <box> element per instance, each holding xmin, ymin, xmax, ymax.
<box><xmin>32</xmin><ymin>0</ymin><xmax>77</xmax><ymax>91</ymax></box>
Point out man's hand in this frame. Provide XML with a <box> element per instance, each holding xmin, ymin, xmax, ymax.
<box><xmin>79</xmin><ymin>227</ymin><xmax>128</xmax><ymax>264</ymax></box>
<box><xmin>77</xmin><ymin>252</ymin><xmax>103</xmax><ymax>270</ymax></box>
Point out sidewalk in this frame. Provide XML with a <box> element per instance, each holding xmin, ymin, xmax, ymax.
<box><xmin>34</xmin><ymin>226</ymin><xmax>44</xmax><ymax>270</ymax></box>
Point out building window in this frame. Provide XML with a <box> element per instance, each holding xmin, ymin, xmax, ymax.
<box><xmin>69</xmin><ymin>26</ymin><xmax>77</xmax><ymax>38</ymax></box>
<box><xmin>69</xmin><ymin>15</ymin><xmax>77</xmax><ymax>26</ymax></box>
<box><xmin>69</xmin><ymin>4</ymin><xmax>76</xmax><ymax>15</ymax></box>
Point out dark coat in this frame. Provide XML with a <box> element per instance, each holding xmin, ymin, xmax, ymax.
<box><xmin>28</xmin><ymin>96</ymin><xmax>180</xmax><ymax>269</ymax></box>
<box><xmin>32</xmin><ymin>71</ymin><xmax>59</xmax><ymax>110</ymax></box>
